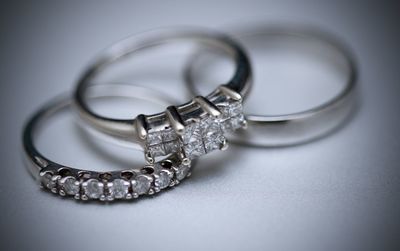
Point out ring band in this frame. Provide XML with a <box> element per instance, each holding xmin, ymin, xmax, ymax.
<box><xmin>185</xmin><ymin>25</ymin><xmax>358</xmax><ymax>146</ymax></box>
<box><xmin>74</xmin><ymin>27</ymin><xmax>252</xmax><ymax>162</ymax></box>
<box><xmin>22</xmin><ymin>85</ymin><xmax>194</xmax><ymax>201</ymax></box>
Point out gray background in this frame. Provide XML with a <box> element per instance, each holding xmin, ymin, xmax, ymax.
<box><xmin>1</xmin><ymin>1</ymin><xmax>399</xmax><ymax>251</ymax></box>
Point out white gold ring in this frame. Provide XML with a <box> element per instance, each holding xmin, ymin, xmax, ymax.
<box><xmin>185</xmin><ymin>25</ymin><xmax>358</xmax><ymax>146</ymax></box>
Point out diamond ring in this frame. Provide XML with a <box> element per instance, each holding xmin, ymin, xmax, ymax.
<box><xmin>74</xmin><ymin>28</ymin><xmax>252</xmax><ymax>163</ymax></box>
<box><xmin>22</xmin><ymin>85</ymin><xmax>194</xmax><ymax>201</ymax></box>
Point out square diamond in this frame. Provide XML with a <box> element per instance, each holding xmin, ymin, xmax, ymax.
<box><xmin>183</xmin><ymin>122</ymin><xmax>204</xmax><ymax>159</ymax></box>
<box><xmin>147</xmin><ymin>131</ymin><xmax>162</xmax><ymax>146</ymax></box>
<box><xmin>148</xmin><ymin>144</ymin><xmax>165</xmax><ymax>157</ymax></box>
<box><xmin>204</xmin><ymin>134</ymin><xmax>225</xmax><ymax>152</ymax></box>
<box><xmin>164</xmin><ymin>141</ymin><xmax>180</xmax><ymax>153</ymax></box>
<box><xmin>230</xmin><ymin>114</ymin><xmax>245</xmax><ymax>130</ymax></box>
<box><xmin>217</xmin><ymin>100</ymin><xmax>245</xmax><ymax>133</ymax></box>
<box><xmin>181</xmin><ymin>115</ymin><xmax>226</xmax><ymax>159</ymax></box>
<box><xmin>183</xmin><ymin>122</ymin><xmax>201</xmax><ymax>145</ymax></box>
<box><xmin>146</xmin><ymin>128</ymin><xmax>181</xmax><ymax>157</ymax></box>
<box><xmin>162</xmin><ymin>128</ymin><xmax>178</xmax><ymax>142</ymax></box>
<box><xmin>218</xmin><ymin>105</ymin><xmax>230</xmax><ymax>119</ymax></box>
<box><xmin>200</xmin><ymin>117</ymin><xmax>225</xmax><ymax>153</ymax></box>
<box><xmin>229</xmin><ymin>101</ymin><xmax>243</xmax><ymax>117</ymax></box>
<box><xmin>184</xmin><ymin>141</ymin><xmax>206</xmax><ymax>159</ymax></box>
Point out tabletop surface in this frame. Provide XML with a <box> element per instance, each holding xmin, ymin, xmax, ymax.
<box><xmin>0</xmin><ymin>1</ymin><xmax>399</xmax><ymax>251</ymax></box>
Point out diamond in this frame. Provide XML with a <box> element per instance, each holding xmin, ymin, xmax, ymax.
<box><xmin>183</xmin><ymin>122</ymin><xmax>205</xmax><ymax>159</ymax></box>
<box><xmin>218</xmin><ymin>105</ymin><xmax>231</xmax><ymax>119</ymax></box>
<box><xmin>218</xmin><ymin>100</ymin><xmax>245</xmax><ymax>132</ymax></box>
<box><xmin>147</xmin><ymin>131</ymin><xmax>162</xmax><ymax>145</ymax></box>
<box><xmin>154</xmin><ymin>171</ymin><xmax>171</xmax><ymax>189</ymax></box>
<box><xmin>109</xmin><ymin>179</ymin><xmax>129</xmax><ymax>199</ymax></box>
<box><xmin>230</xmin><ymin>114</ymin><xmax>246</xmax><ymax>130</ymax></box>
<box><xmin>62</xmin><ymin>176</ymin><xmax>80</xmax><ymax>195</ymax></box>
<box><xmin>201</xmin><ymin>117</ymin><xmax>225</xmax><ymax>153</ymax></box>
<box><xmin>184</xmin><ymin>142</ymin><xmax>206</xmax><ymax>159</ymax></box>
<box><xmin>146</xmin><ymin>129</ymin><xmax>180</xmax><ymax>157</ymax></box>
<box><xmin>175</xmin><ymin>165</ymin><xmax>190</xmax><ymax>181</ymax></box>
<box><xmin>229</xmin><ymin>101</ymin><xmax>243</xmax><ymax>117</ymax></box>
<box><xmin>83</xmin><ymin>179</ymin><xmax>104</xmax><ymax>199</ymax></box>
<box><xmin>132</xmin><ymin>175</ymin><xmax>151</xmax><ymax>195</ymax></box>
<box><xmin>148</xmin><ymin>144</ymin><xmax>165</xmax><ymax>157</ymax></box>
<box><xmin>204</xmin><ymin>134</ymin><xmax>225</xmax><ymax>152</ymax></box>
<box><xmin>162</xmin><ymin>128</ymin><xmax>178</xmax><ymax>142</ymax></box>
<box><xmin>41</xmin><ymin>172</ymin><xmax>56</xmax><ymax>189</ymax></box>
<box><xmin>164</xmin><ymin>141</ymin><xmax>180</xmax><ymax>153</ymax></box>
<box><xmin>183</xmin><ymin>122</ymin><xmax>202</xmax><ymax>144</ymax></box>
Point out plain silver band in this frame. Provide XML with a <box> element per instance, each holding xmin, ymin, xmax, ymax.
<box><xmin>185</xmin><ymin>25</ymin><xmax>358</xmax><ymax>147</ymax></box>
<box><xmin>74</xmin><ymin>27</ymin><xmax>252</xmax><ymax>144</ymax></box>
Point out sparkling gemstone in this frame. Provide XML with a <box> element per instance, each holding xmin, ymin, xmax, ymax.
<box><xmin>132</xmin><ymin>175</ymin><xmax>151</xmax><ymax>195</ymax></box>
<box><xmin>41</xmin><ymin>172</ymin><xmax>56</xmax><ymax>189</ymax></box>
<box><xmin>229</xmin><ymin>101</ymin><xmax>243</xmax><ymax>117</ymax></box>
<box><xmin>62</xmin><ymin>176</ymin><xmax>80</xmax><ymax>195</ymax></box>
<box><xmin>176</xmin><ymin>165</ymin><xmax>190</xmax><ymax>181</ymax></box>
<box><xmin>183</xmin><ymin>122</ymin><xmax>202</xmax><ymax>144</ymax></box>
<box><xmin>148</xmin><ymin>144</ymin><xmax>166</xmax><ymax>157</ymax></box>
<box><xmin>155</xmin><ymin>171</ymin><xmax>171</xmax><ymax>189</ymax></box>
<box><xmin>218</xmin><ymin>105</ymin><xmax>231</xmax><ymax>119</ymax></box>
<box><xmin>229</xmin><ymin>114</ymin><xmax>246</xmax><ymax>130</ymax></box>
<box><xmin>162</xmin><ymin>128</ymin><xmax>178</xmax><ymax>142</ymax></box>
<box><xmin>109</xmin><ymin>179</ymin><xmax>129</xmax><ymax>199</ymax></box>
<box><xmin>218</xmin><ymin>100</ymin><xmax>245</xmax><ymax>132</ymax></box>
<box><xmin>184</xmin><ymin>142</ymin><xmax>205</xmax><ymax>159</ymax></box>
<box><xmin>84</xmin><ymin>179</ymin><xmax>103</xmax><ymax>199</ymax></box>
<box><xmin>183</xmin><ymin>122</ymin><xmax>205</xmax><ymax>159</ymax></box>
<box><xmin>147</xmin><ymin>131</ymin><xmax>163</xmax><ymax>145</ymax></box>
<box><xmin>201</xmin><ymin>117</ymin><xmax>225</xmax><ymax>153</ymax></box>
<box><xmin>164</xmin><ymin>141</ymin><xmax>180</xmax><ymax>153</ymax></box>
<box><xmin>204</xmin><ymin>134</ymin><xmax>225</xmax><ymax>152</ymax></box>
<box><xmin>220</xmin><ymin>119</ymin><xmax>232</xmax><ymax>132</ymax></box>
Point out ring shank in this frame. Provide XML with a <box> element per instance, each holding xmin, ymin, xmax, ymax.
<box><xmin>185</xmin><ymin>25</ymin><xmax>358</xmax><ymax>146</ymax></box>
<box><xmin>74</xmin><ymin>28</ymin><xmax>252</xmax><ymax>143</ymax></box>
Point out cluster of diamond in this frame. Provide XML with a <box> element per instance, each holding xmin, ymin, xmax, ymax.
<box><xmin>39</xmin><ymin>162</ymin><xmax>191</xmax><ymax>201</ymax></box>
<box><xmin>145</xmin><ymin>99</ymin><xmax>246</xmax><ymax>160</ymax></box>
<box><xmin>217</xmin><ymin>100</ymin><xmax>246</xmax><ymax>132</ymax></box>
<box><xmin>146</xmin><ymin>128</ymin><xmax>180</xmax><ymax>158</ymax></box>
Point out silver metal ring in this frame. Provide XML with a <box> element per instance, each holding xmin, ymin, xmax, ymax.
<box><xmin>185</xmin><ymin>25</ymin><xmax>358</xmax><ymax>147</ymax></box>
<box><xmin>74</xmin><ymin>27</ymin><xmax>252</xmax><ymax>162</ymax></box>
<box><xmin>22</xmin><ymin>85</ymin><xmax>194</xmax><ymax>202</ymax></box>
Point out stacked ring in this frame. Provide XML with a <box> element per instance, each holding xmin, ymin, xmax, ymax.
<box><xmin>74</xmin><ymin>28</ymin><xmax>252</xmax><ymax>164</ymax></box>
<box><xmin>23</xmin><ymin>85</ymin><xmax>194</xmax><ymax>201</ymax></box>
<box><xmin>185</xmin><ymin>25</ymin><xmax>357</xmax><ymax>146</ymax></box>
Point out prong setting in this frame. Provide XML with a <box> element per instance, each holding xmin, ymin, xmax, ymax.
<box><xmin>218</xmin><ymin>85</ymin><xmax>243</xmax><ymax>101</ymax></box>
<box><xmin>165</xmin><ymin>106</ymin><xmax>185</xmax><ymax>135</ymax></box>
<box><xmin>135</xmin><ymin>114</ymin><xmax>149</xmax><ymax>140</ymax></box>
<box><xmin>194</xmin><ymin>96</ymin><xmax>222</xmax><ymax>117</ymax></box>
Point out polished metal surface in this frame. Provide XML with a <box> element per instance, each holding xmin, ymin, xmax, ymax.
<box><xmin>22</xmin><ymin>85</ymin><xmax>193</xmax><ymax>201</ymax></box>
<box><xmin>74</xmin><ymin>28</ymin><xmax>252</xmax><ymax>144</ymax></box>
<box><xmin>4</xmin><ymin>2</ymin><xmax>399</xmax><ymax>251</ymax></box>
<box><xmin>185</xmin><ymin>26</ymin><xmax>358</xmax><ymax>146</ymax></box>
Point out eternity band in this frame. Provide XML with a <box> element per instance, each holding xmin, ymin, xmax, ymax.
<box><xmin>22</xmin><ymin>85</ymin><xmax>194</xmax><ymax>202</ymax></box>
<box><xmin>74</xmin><ymin>27</ymin><xmax>252</xmax><ymax>163</ymax></box>
<box><xmin>185</xmin><ymin>25</ymin><xmax>358</xmax><ymax>146</ymax></box>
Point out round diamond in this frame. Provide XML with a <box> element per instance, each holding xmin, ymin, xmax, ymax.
<box><xmin>109</xmin><ymin>179</ymin><xmax>129</xmax><ymax>199</ymax></box>
<box><xmin>40</xmin><ymin>172</ymin><xmax>56</xmax><ymax>189</ymax></box>
<box><xmin>155</xmin><ymin>171</ymin><xmax>171</xmax><ymax>189</ymax></box>
<box><xmin>176</xmin><ymin>165</ymin><xmax>190</xmax><ymax>181</ymax></box>
<box><xmin>62</xmin><ymin>177</ymin><xmax>80</xmax><ymax>195</ymax></box>
<box><xmin>132</xmin><ymin>176</ymin><xmax>151</xmax><ymax>195</ymax></box>
<box><xmin>84</xmin><ymin>179</ymin><xmax>103</xmax><ymax>199</ymax></box>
